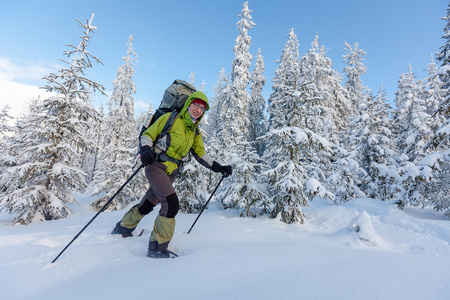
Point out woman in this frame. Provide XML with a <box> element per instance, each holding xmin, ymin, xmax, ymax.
<box><xmin>112</xmin><ymin>91</ymin><xmax>232</xmax><ymax>258</ymax></box>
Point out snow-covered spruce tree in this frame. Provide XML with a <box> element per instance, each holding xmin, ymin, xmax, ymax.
<box><xmin>393</xmin><ymin>65</ymin><xmax>433</xmax><ymax>163</ymax></box>
<box><xmin>203</xmin><ymin>69</ymin><xmax>229</xmax><ymax>190</ymax></box>
<box><xmin>424</xmin><ymin>55</ymin><xmax>447</xmax><ymax>130</ymax></box>
<box><xmin>91</xmin><ymin>35</ymin><xmax>142</xmax><ymax>211</ymax></box>
<box><xmin>264</xmin><ymin>89</ymin><xmax>331</xmax><ymax>224</ymax></box>
<box><xmin>0</xmin><ymin>105</ymin><xmax>13</xmax><ymax>162</ymax></box>
<box><xmin>220</xmin><ymin>1</ymin><xmax>255</xmax><ymax>147</ymax></box>
<box><xmin>419</xmin><ymin>96</ymin><xmax>450</xmax><ymax>215</ymax></box>
<box><xmin>174</xmin><ymin>159</ymin><xmax>209</xmax><ymax>214</ymax></box>
<box><xmin>0</xmin><ymin>15</ymin><xmax>104</xmax><ymax>224</ymax></box>
<box><xmin>296</xmin><ymin>34</ymin><xmax>356</xmax><ymax>202</ymax></box>
<box><xmin>80</xmin><ymin>102</ymin><xmax>105</xmax><ymax>184</ymax></box>
<box><xmin>342</xmin><ymin>42</ymin><xmax>368</xmax><ymax>153</ymax></box>
<box><xmin>206</xmin><ymin>68</ymin><xmax>229</xmax><ymax>150</ymax></box>
<box><xmin>264</xmin><ymin>28</ymin><xmax>331</xmax><ymax>224</ymax></box>
<box><xmin>414</xmin><ymin>27</ymin><xmax>450</xmax><ymax>215</ymax></box>
<box><xmin>0</xmin><ymin>99</ymin><xmax>44</xmax><ymax>192</ymax></box>
<box><xmin>327</xmin><ymin>146</ymin><xmax>366</xmax><ymax>204</ymax></box>
<box><xmin>436</xmin><ymin>2</ymin><xmax>450</xmax><ymax>91</ymax></box>
<box><xmin>342</xmin><ymin>41</ymin><xmax>367</xmax><ymax>119</ymax></box>
<box><xmin>392</xmin><ymin>65</ymin><xmax>436</xmax><ymax>209</ymax></box>
<box><xmin>0</xmin><ymin>105</ymin><xmax>13</xmax><ymax>137</ymax></box>
<box><xmin>203</xmin><ymin>69</ymin><xmax>230</xmax><ymax>192</ymax></box>
<box><xmin>0</xmin><ymin>105</ymin><xmax>15</xmax><ymax>175</ymax></box>
<box><xmin>215</xmin><ymin>2</ymin><xmax>259</xmax><ymax>210</ymax></box>
<box><xmin>267</xmin><ymin>28</ymin><xmax>302</xmax><ymax>130</ymax></box>
<box><xmin>189</xmin><ymin>72</ymin><xmax>195</xmax><ymax>86</ymax></box>
<box><xmin>219</xmin><ymin>138</ymin><xmax>270</xmax><ymax>217</ymax></box>
<box><xmin>351</xmin><ymin>86</ymin><xmax>402</xmax><ymax>201</ymax></box>
<box><xmin>299</xmin><ymin>34</ymin><xmax>351</xmax><ymax>144</ymax></box>
<box><xmin>249</xmin><ymin>48</ymin><xmax>267</xmax><ymax>156</ymax></box>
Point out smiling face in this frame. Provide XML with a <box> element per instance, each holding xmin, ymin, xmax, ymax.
<box><xmin>189</xmin><ymin>101</ymin><xmax>206</xmax><ymax>119</ymax></box>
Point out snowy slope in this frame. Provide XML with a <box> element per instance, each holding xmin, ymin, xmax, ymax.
<box><xmin>1</xmin><ymin>195</ymin><xmax>449</xmax><ymax>300</ymax></box>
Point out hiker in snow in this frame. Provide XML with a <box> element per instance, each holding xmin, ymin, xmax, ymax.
<box><xmin>112</xmin><ymin>91</ymin><xmax>232</xmax><ymax>258</ymax></box>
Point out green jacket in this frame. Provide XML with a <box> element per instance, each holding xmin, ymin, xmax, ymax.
<box><xmin>141</xmin><ymin>91</ymin><xmax>213</xmax><ymax>175</ymax></box>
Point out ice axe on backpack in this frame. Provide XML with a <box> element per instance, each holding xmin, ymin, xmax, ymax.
<box><xmin>51</xmin><ymin>164</ymin><xmax>145</xmax><ymax>263</ymax></box>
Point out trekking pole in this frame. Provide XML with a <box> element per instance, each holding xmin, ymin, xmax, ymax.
<box><xmin>51</xmin><ymin>164</ymin><xmax>145</xmax><ymax>263</ymax></box>
<box><xmin>187</xmin><ymin>174</ymin><xmax>224</xmax><ymax>234</ymax></box>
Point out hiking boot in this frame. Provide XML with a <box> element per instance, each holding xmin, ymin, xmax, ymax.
<box><xmin>111</xmin><ymin>222</ymin><xmax>134</xmax><ymax>238</ymax></box>
<box><xmin>147</xmin><ymin>249</ymin><xmax>171</xmax><ymax>259</ymax></box>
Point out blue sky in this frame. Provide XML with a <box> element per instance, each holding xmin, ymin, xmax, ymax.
<box><xmin>0</xmin><ymin>0</ymin><xmax>447</xmax><ymax>118</ymax></box>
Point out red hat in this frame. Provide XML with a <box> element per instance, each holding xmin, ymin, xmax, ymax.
<box><xmin>191</xmin><ymin>98</ymin><xmax>207</xmax><ymax>108</ymax></box>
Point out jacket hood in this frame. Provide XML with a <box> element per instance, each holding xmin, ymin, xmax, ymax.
<box><xmin>182</xmin><ymin>91</ymin><xmax>210</xmax><ymax>112</ymax></box>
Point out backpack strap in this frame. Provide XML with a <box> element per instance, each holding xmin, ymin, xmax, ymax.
<box><xmin>156</xmin><ymin>110</ymin><xmax>178</xmax><ymax>142</ymax></box>
<box><xmin>153</xmin><ymin>111</ymin><xmax>183</xmax><ymax>166</ymax></box>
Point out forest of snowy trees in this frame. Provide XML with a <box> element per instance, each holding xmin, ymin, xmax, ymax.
<box><xmin>1</xmin><ymin>3</ymin><xmax>449</xmax><ymax>225</ymax></box>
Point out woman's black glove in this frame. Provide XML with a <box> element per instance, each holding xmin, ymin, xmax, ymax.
<box><xmin>212</xmin><ymin>161</ymin><xmax>232</xmax><ymax>178</ymax></box>
<box><xmin>140</xmin><ymin>146</ymin><xmax>155</xmax><ymax>166</ymax></box>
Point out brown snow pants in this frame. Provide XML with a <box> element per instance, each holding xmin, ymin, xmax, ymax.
<box><xmin>120</xmin><ymin>163</ymin><xmax>179</xmax><ymax>250</ymax></box>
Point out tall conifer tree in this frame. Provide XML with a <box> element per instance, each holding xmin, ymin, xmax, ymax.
<box><xmin>249</xmin><ymin>49</ymin><xmax>267</xmax><ymax>155</ymax></box>
<box><xmin>91</xmin><ymin>35</ymin><xmax>141</xmax><ymax>211</ymax></box>
<box><xmin>264</xmin><ymin>29</ymin><xmax>331</xmax><ymax>224</ymax></box>
<box><xmin>0</xmin><ymin>15</ymin><xmax>104</xmax><ymax>224</ymax></box>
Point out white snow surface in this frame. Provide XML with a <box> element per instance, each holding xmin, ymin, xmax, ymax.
<box><xmin>1</xmin><ymin>194</ymin><xmax>450</xmax><ymax>300</ymax></box>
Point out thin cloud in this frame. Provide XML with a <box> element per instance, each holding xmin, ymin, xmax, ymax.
<box><xmin>0</xmin><ymin>79</ymin><xmax>52</xmax><ymax>119</ymax></box>
<box><xmin>0</xmin><ymin>56</ymin><xmax>55</xmax><ymax>81</ymax></box>
<box><xmin>0</xmin><ymin>57</ymin><xmax>55</xmax><ymax>119</ymax></box>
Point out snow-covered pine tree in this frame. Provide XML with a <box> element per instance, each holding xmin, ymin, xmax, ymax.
<box><xmin>267</xmin><ymin>28</ymin><xmax>301</xmax><ymax>130</ymax></box>
<box><xmin>264</xmin><ymin>95</ymin><xmax>331</xmax><ymax>224</ymax></box>
<box><xmin>264</xmin><ymin>28</ymin><xmax>331</xmax><ymax>224</ymax></box>
<box><xmin>296</xmin><ymin>34</ymin><xmax>353</xmax><ymax>202</ymax></box>
<box><xmin>199</xmin><ymin>80</ymin><xmax>206</xmax><ymax>92</ymax></box>
<box><xmin>436</xmin><ymin>2</ymin><xmax>450</xmax><ymax>91</ymax></box>
<box><xmin>189</xmin><ymin>72</ymin><xmax>195</xmax><ymax>86</ymax></box>
<box><xmin>327</xmin><ymin>146</ymin><xmax>366</xmax><ymax>204</ymax></box>
<box><xmin>91</xmin><ymin>35</ymin><xmax>142</xmax><ymax>211</ymax></box>
<box><xmin>80</xmin><ymin>102</ymin><xmax>105</xmax><ymax>184</ymax></box>
<box><xmin>219</xmin><ymin>139</ymin><xmax>270</xmax><ymax>217</ymax></box>
<box><xmin>206</xmin><ymin>68</ymin><xmax>229</xmax><ymax>150</ymax></box>
<box><xmin>342</xmin><ymin>42</ymin><xmax>367</xmax><ymax>119</ymax></box>
<box><xmin>424</xmin><ymin>55</ymin><xmax>447</xmax><ymax>131</ymax></box>
<box><xmin>213</xmin><ymin>2</ymin><xmax>259</xmax><ymax>210</ymax></box>
<box><xmin>221</xmin><ymin>1</ymin><xmax>255</xmax><ymax>147</ymax></box>
<box><xmin>394</xmin><ymin>65</ymin><xmax>433</xmax><ymax>163</ymax></box>
<box><xmin>174</xmin><ymin>160</ymin><xmax>209</xmax><ymax>214</ymax></box>
<box><xmin>249</xmin><ymin>48</ymin><xmax>267</xmax><ymax>156</ymax></box>
<box><xmin>204</xmin><ymin>69</ymin><xmax>230</xmax><ymax>191</ymax></box>
<box><xmin>392</xmin><ymin>65</ymin><xmax>437</xmax><ymax>209</ymax></box>
<box><xmin>419</xmin><ymin>93</ymin><xmax>450</xmax><ymax>215</ymax></box>
<box><xmin>412</xmin><ymin>8</ymin><xmax>450</xmax><ymax>216</ymax></box>
<box><xmin>0</xmin><ymin>105</ymin><xmax>15</xmax><ymax>174</ymax></box>
<box><xmin>0</xmin><ymin>15</ymin><xmax>104</xmax><ymax>224</ymax></box>
<box><xmin>355</xmin><ymin>86</ymin><xmax>402</xmax><ymax>201</ymax></box>
<box><xmin>0</xmin><ymin>105</ymin><xmax>13</xmax><ymax>137</ymax></box>
<box><xmin>299</xmin><ymin>34</ymin><xmax>351</xmax><ymax>144</ymax></box>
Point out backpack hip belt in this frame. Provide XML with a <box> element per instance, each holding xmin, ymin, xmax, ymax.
<box><xmin>155</xmin><ymin>151</ymin><xmax>183</xmax><ymax>168</ymax></box>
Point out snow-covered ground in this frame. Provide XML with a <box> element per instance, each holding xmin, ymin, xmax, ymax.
<box><xmin>1</xmin><ymin>194</ymin><xmax>449</xmax><ymax>300</ymax></box>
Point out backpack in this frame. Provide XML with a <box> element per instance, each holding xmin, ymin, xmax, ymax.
<box><xmin>139</xmin><ymin>80</ymin><xmax>197</xmax><ymax>154</ymax></box>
